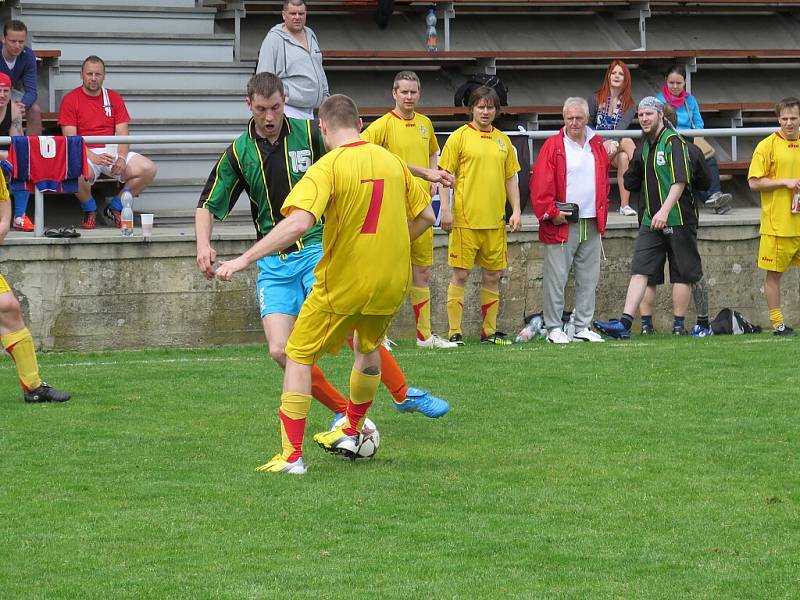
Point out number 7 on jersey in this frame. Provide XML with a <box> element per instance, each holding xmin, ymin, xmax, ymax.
<box><xmin>360</xmin><ymin>178</ymin><xmax>385</xmax><ymax>234</ymax></box>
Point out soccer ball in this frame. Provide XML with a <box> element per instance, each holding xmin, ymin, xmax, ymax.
<box><xmin>332</xmin><ymin>416</ymin><xmax>381</xmax><ymax>460</ymax></box>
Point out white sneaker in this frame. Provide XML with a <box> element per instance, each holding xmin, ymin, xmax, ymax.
<box><xmin>381</xmin><ymin>338</ymin><xmax>396</xmax><ymax>352</ymax></box>
<box><xmin>573</xmin><ymin>328</ymin><xmax>605</xmax><ymax>342</ymax></box>
<box><xmin>619</xmin><ymin>205</ymin><xmax>637</xmax><ymax>217</ymax></box>
<box><xmin>547</xmin><ymin>329</ymin><xmax>571</xmax><ymax>344</ymax></box>
<box><xmin>416</xmin><ymin>334</ymin><xmax>460</xmax><ymax>349</ymax></box>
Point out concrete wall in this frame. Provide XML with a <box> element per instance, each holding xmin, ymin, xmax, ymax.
<box><xmin>2</xmin><ymin>214</ymin><xmax>797</xmax><ymax>352</ymax></box>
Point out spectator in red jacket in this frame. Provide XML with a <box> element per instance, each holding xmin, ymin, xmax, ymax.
<box><xmin>531</xmin><ymin>97</ymin><xmax>612</xmax><ymax>344</ymax></box>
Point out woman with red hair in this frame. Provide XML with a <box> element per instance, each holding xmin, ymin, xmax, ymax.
<box><xmin>588</xmin><ymin>60</ymin><xmax>638</xmax><ymax>216</ymax></box>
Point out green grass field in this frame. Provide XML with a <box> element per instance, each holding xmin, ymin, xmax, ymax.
<box><xmin>2</xmin><ymin>335</ymin><xmax>798</xmax><ymax>599</ymax></box>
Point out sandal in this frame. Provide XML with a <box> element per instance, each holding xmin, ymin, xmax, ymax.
<box><xmin>44</xmin><ymin>228</ymin><xmax>65</xmax><ymax>238</ymax></box>
<box><xmin>61</xmin><ymin>227</ymin><xmax>81</xmax><ymax>238</ymax></box>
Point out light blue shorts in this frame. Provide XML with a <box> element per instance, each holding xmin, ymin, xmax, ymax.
<box><xmin>255</xmin><ymin>245</ymin><xmax>323</xmax><ymax>318</ymax></box>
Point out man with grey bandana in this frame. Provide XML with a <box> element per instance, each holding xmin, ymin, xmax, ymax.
<box><xmin>594</xmin><ymin>96</ymin><xmax>703</xmax><ymax>339</ymax></box>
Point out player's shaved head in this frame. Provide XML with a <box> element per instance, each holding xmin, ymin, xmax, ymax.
<box><xmin>247</xmin><ymin>72</ymin><xmax>285</xmax><ymax>101</ymax></box>
<box><xmin>319</xmin><ymin>94</ymin><xmax>361</xmax><ymax>130</ymax></box>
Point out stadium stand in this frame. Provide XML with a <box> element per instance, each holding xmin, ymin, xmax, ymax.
<box><xmin>2</xmin><ymin>0</ymin><xmax>796</xmax><ymax>219</ymax></box>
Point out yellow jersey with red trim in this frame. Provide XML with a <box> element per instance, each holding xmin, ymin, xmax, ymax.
<box><xmin>361</xmin><ymin>111</ymin><xmax>438</xmax><ymax>189</ymax></box>
<box><xmin>749</xmin><ymin>132</ymin><xmax>800</xmax><ymax>236</ymax></box>
<box><xmin>439</xmin><ymin>123</ymin><xmax>520</xmax><ymax>229</ymax></box>
<box><xmin>281</xmin><ymin>140</ymin><xmax>431</xmax><ymax>315</ymax></box>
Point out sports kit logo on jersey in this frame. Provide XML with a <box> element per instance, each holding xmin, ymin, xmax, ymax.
<box><xmin>496</xmin><ymin>140</ymin><xmax>507</xmax><ymax>151</ymax></box>
<box><xmin>761</xmin><ymin>255</ymin><xmax>774</xmax><ymax>263</ymax></box>
<box><xmin>656</xmin><ymin>151</ymin><xmax>666</xmax><ymax>166</ymax></box>
<box><xmin>419</xmin><ymin>125</ymin><xmax>429</xmax><ymax>137</ymax></box>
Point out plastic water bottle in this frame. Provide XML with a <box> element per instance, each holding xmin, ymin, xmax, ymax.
<box><xmin>120</xmin><ymin>188</ymin><xmax>134</xmax><ymax>237</ymax></box>
<box><xmin>425</xmin><ymin>8</ymin><xmax>438</xmax><ymax>51</ymax></box>
<box><xmin>516</xmin><ymin>313</ymin><xmax>544</xmax><ymax>343</ymax></box>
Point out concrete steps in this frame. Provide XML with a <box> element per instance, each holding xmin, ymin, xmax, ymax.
<box><xmin>31</xmin><ymin>31</ymin><xmax>235</xmax><ymax>63</ymax></box>
<box><xmin>54</xmin><ymin>61</ymin><xmax>255</xmax><ymax>92</ymax></box>
<box><xmin>12</xmin><ymin>3</ymin><xmax>217</xmax><ymax>36</ymax></box>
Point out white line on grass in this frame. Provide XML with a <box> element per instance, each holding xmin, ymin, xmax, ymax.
<box><xmin>46</xmin><ymin>355</ymin><xmax>266</xmax><ymax>369</ymax></box>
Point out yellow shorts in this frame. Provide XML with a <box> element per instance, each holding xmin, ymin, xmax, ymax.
<box><xmin>448</xmin><ymin>226</ymin><xmax>507</xmax><ymax>271</ymax></box>
<box><xmin>286</xmin><ymin>303</ymin><xmax>394</xmax><ymax>365</ymax></box>
<box><xmin>410</xmin><ymin>227</ymin><xmax>433</xmax><ymax>267</ymax></box>
<box><xmin>0</xmin><ymin>273</ymin><xmax>10</xmax><ymax>294</ymax></box>
<box><xmin>758</xmin><ymin>234</ymin><xmax>800</xmax><ymax>272</ymax></box>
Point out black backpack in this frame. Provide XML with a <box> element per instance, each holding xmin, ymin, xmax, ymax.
<box><xmin>454</xmin><ymin>74</ymin><xmax>509</xmax><ymax>107</ymax></box>
<box><xmin>710</xmin><ymin>308</ymin><xmax>762</xmax><ymax>335</ymax></box>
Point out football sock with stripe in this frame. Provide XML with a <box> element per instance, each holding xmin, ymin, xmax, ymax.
<box><xmin>346</xmin><ymin>338</ymin><xmax>408</xmax><ymax>402</ymax></box>
<box><xmin>311</xmin><ymin>366</ymin><xmax>347</xmax><ymax>414</ymax></box>
<box><xmin>769</xmin><ymin>308</ymin><xmax>784</xmax><ymax>330</ymax></box>
<box><xmin>641</xmin><ymin>314</ymin><xmax>653</xmax><ymax>329</ymax></box>
<box><xmin>447</xmin><ymin>283</ymin><xmax>465</xmax><ymax>337</ymax></box>
<box><xmin>2</xmin><ymin>327</ymin><xmax>42</xmax><ymax>392</ymax></box>
<box><xmin>344</xmin><ymin>368</ymin><xmax>380</xmax><ymax>435</ymax></box>
<box><xmin>673</xmin><ymin>315</ymin><xmax>686</xmax><ymax>330</ymax></box>
<box><xmin>278</xmin><ymin>392</ymin><xmax>312</xmax><ymax>462</ymax></box>
<box><xmin>410</xmin><ymin>286</ymin><xmax>432</xmax><ymax>341</ymax></box>
<box><xmin>480</xmin><ymin>287</ymin><xmax>500</xmax><ymax>337</ymax></box>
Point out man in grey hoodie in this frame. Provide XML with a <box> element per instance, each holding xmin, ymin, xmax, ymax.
<box><xmin>256</xmin><ymin>0</ymin><xmax>329</xmax><ymax>119</ymax></box>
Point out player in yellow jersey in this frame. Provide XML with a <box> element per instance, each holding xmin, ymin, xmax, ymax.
<box><xmin>748</xmin><ymin>96</ymin><xmax>800</xmax><ymax>336</ymax></box>
<box><xmin>216</xmin><ymin>94</ymin><xmax>435</xmax><ymax>474</ymax></box>
<box><xmin>439</xmin><ymin>86</ymin><xmax>522</xmax><ymax>345</ymax></box>
<box><xmin>0</xmin><ymin>174</ymin><xmax>70</xmax><ymax>402</ymax></box>
<box><xmin>362</xmin><ymin>71</ymin><xmax>458</xmax><ymax>349</ymax></box>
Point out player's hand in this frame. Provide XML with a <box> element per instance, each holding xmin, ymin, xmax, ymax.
<box><xmin>110</xmin><ymin>156</ymin><xmax>126</xmax><ymax>177</ymax></box>
<box><xmin>785</xmin><ymin>178</ymin><xmax>800</xmax><ymax>192</ymax></box>
<box><xmin>215</xmin><ymin>256</ymin><xmax>248</xmax><ymax>281</ymax></box>
<box><xmin>196</xmin><ymin>245</ymin><xmax>217</xmax><ymax>280</ymax></box>
<box><xmin>650</xmin><ymin>208</ymin><xmax>669</xmax><ymax>230</ymax></box>
<box><xmin>604</xmin><ymin>139</ymin><xmax>619</xmax><ymax>159</ymax></box>
<box><xmin>439</xmin><ymin>207</ymin><xmax>453</xmax><ymax>232</ymax></box>
<box><xmin>508</xmin><ymin>209</ymin><xmax>522</xmax><ymax>232</ymax></box>
<box><xmin>552</xmin><ymin>210</ymin><xmax>571</xmax><ymax>225</ymax></box>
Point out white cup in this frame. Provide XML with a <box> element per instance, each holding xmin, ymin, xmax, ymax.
<box><xmin>140</xmin><ymin>213</ymin><xmax>154</xmax><ymax>238</ymax></box>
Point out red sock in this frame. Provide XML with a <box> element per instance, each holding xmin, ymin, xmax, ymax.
<box><xmin>311</xmin><ymin>365</ymin><xmax>347</xmax><ymax>413</ymax></box>
<box><xmin>379</xmin><ymin>346</ymin><xmax>408</xmax><ymax>402</ymax></box>
<box><xmin>344</xmin><ymin>399</ymin><xmax>373</xmax><ymax>436</ymax></box>
<box><xmin>278</xmin><ymin>409</ymin><xmax>305</xmax><ymax>462</ymax></box>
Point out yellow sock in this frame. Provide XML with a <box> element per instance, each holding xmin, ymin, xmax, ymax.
<box><xmin>769</xmin><ymin>308</ymin><xmax>784</xmax><ymax>329</ymax></box>
<box><xmin>345</xmin><ymin>368</ymin><xmax>380</xmax><ymax>432</ymax></box>
<box><xmin>447</xmin><ymin>283</ymin><xmax>465</xmax><ymax>338</ymax></box>
<box><xmin>278</xmin><ymin>392</ymin><xmax>312</xmax><ymax>461</ymax></box>
<box><xmin>410</xmin><ymin>286</ymin><xmax>432</xmax><ymax>341</ymax></box>
<box><xmin>2</xmin><ymin>327</ymin><xmax>42</xmax><ymax>392</ymax></box>
<box><xmin>480</xmin><ymin>288</ymin><xmax>500</xmax><ymax>337</ymax></box>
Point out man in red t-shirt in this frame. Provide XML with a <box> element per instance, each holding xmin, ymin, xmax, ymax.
<box><xmin>58</xmin><ymin>55</ymin><xmax>157</xmax><ymax>229</ymax></box>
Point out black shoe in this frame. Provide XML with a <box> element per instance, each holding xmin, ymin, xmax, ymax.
<box><xmin>24</xmin><ymin>382</ymin><xmax>71</xmax><ymax>403</ymax></box>
<box><xmin>448</xmin><ymin>333</ymin><xmax>465</xmax><ymax>346</ymax></box>
<box><xmin>640</xmin><ymin>324</ymin><xmax>656</xmax><ymax>335</ymax></box>
<box><xmin>480</xmin><ymin>331</ymin><xmax>513</xmax><ymax>345</ymax></box>
<box><xmin>773</xmin><ymin>324</ymin><xmax>795</xmax><ymax>337</ymax></box>
<box><xmin>672</xmin><ymin>326</ymin><xmax>688</xmax><ymax>336</ymax></box>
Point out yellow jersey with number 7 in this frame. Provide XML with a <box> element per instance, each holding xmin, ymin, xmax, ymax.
<box><xmin>281</xmin><ymin>140</ymin><xmax>431</xmax><ymax>315</ymax></box>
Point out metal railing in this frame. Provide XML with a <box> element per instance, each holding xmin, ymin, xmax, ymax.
<box><xmin>1</xmin><ymin>127</ymin><xmax>780</xmax><ymax>238</ymax></box>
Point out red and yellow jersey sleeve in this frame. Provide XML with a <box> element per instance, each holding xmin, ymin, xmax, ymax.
<box><xmin>284</xmin><ymin>140</ymin><xmax>421</xmax><ymax>315</ymax></box>
<box><xmin>439</xmin><ymin>124</ymin><xmax>520</xmax><ymax>229</ymax></box>
<box><xmin>750</xmin><ymin>133</ymin><xmax>800</xmax><ymax>237</ymax></box>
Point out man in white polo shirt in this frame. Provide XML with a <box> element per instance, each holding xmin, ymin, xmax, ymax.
<box><xmin>531</xmin><ymin>96</ymin><xmax>612</xmax><ymax>343</ymax></box>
